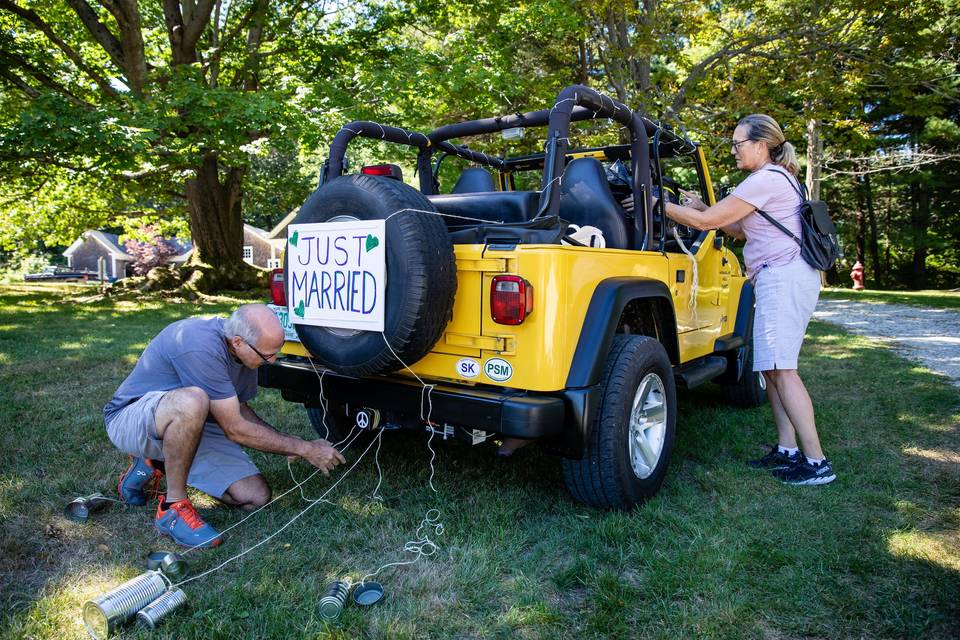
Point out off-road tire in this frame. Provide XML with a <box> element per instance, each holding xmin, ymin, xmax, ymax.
<box><xmin>562</xmin><ymin>335</ymin><xmax>677</xmax><ymax>510</ymax></box>
<box><xmin>291</xmin><ymin>175</ymin><xmax>457</xmax><ymax>377</ymax></box>
<box><xmin>719</xmin><ymin>310</ymin><xmax>768</xmax><ymax>408</ymax></box>
<box><xmin>306</xmin><ymin>405</ymin><xmax>353</xmax><ymax>443</ymax></box>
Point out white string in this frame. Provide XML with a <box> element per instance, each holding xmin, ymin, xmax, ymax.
<box><xmin>173</xmin><ymin>432</ymin><xmax>382</xmax><ymax>588</ymax></box>
<box><xmin>306</xmin><ymin>359</ymin><xmax>330</xmax><ymax>440</ymax></box>
<box><xmin>672</xmin><ymin>226</ymin><xmax>699</xmax><ymax>324</ymax></box>
<box><xmin>358</xmin><ymin>508</ymin><xmax>444</xmax><ymax>585</ymax></box>
<box><xmin>381</xmin><ymin>207</ymin><xmax>506</xmax><ymax>226</ymax></box>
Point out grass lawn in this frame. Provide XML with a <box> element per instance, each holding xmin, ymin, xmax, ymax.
<box><xmin>821</xmin><ymin>287</ymin><xmax>960</xmax><ymax>311</ymax></box>
<box><xmin>1</xmin><ymin>282</ymin><xmax>958</xmax><ymax>639</ymax></box>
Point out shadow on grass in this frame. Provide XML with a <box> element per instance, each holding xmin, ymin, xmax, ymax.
<box><xmin>1</xmin><ymin>286</ymin><xmax>958</xmax><ymax>638</ymax></box>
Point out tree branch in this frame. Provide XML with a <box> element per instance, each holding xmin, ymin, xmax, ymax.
<box><xmin>63</xmin><ymin>0</ymin><xmax>125</xmax><ymax>70</ymax></box>
<box><xmin>0</xmin><ymin>49</ymin><xmax>94</xmax><ymax>107</ymax></box>
<box><xmin>182</xmin><ymin>0</ymin><xmax>216</xmax><ymax>52</ymax></box>
<box><xmin>0</xmin><ymin>67</ymin><xmax>40</xmax><ymax>98</ymax></box>
<box><xmin>0</xmin><ymin>0</ymin><xmax>120</xmax><ymax>98</ymax></box>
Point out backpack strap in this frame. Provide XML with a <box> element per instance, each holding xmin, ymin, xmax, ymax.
<box><xmin>765</xmin><ymin>166</ymin><xmax>807</xmax><ymax>199</ymax></box>
<box><xmin>754</xmin><ymin>166</ymin><xmax>804</xmax><ymax>245</ymax></box>
<box><xmin>755</xmin><ymin>208</ymin><xmax>801</xmax><ymax>245</ymax></box>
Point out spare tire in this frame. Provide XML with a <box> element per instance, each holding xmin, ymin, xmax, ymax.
<box><xmin>290</xmin><ymin>174</ymin><xmax>456</xmax><ymax>377</ymax></box>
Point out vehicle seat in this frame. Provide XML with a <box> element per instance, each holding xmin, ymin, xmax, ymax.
<box><xmin>559</xmin><ymin>158</ymin><xmax>631</xmax><ymax>249</ymax></box>
<box><xmin>452</xmin><ymin>167</ymin><xmax>496</xmax><ymax>194</ymax></box>
<box><xmin>427</xmin><ymin>191</ymin><xmax>539</xmax><ymax>226</ymax></box>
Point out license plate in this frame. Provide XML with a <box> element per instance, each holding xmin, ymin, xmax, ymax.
<box><xmin>268</xmin><ymin>304</ymin><xmax>300</xmax><ymax>342</ymax></box>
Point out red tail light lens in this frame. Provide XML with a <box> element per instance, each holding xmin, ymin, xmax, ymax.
<box><xmin>361</xmin><ymin>164</ymin><xmax>403</xmax><ymax>180</ymax></box>
<box><xmin>270</xmin><ymin>268</ymin><xmax>286</xmax><ymax>306</ymax></box>
<box><xmin>490</xmin><ymin>275</ymin><xmax>533</xmax><ymax>325</ymax></box>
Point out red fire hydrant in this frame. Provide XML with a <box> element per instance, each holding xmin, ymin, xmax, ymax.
<box><xmin>850</xmin><ymin>260</ymin><xmax>865</xmax><ymax>290</ymax></box>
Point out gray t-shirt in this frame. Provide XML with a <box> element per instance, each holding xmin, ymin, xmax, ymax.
<box><xmin>103</xmin><ymin>317</ymin><xmax>257</xmax><ymax>424</ymax></box>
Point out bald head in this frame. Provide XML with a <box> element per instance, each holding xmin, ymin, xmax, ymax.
<box><xmin>224</xmin><ymin>304</ymin><xmax>284</xmax><ymax>348</ymax></box>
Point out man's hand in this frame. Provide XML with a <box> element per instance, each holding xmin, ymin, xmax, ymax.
<box><xmin>298</xmin><ymin>439</ymin><xmax>346</xmax><ymax>475</ymax></box>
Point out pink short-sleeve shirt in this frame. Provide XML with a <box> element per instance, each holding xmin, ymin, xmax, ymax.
<box><xmin>732</xmin><ymin>164</ymin><xmax>803</xmax><ymax>278</ymax></box>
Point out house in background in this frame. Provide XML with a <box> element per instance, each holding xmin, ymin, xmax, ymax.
<box><xmin>264</xmin><ymin>208</ymin><xmax>298</xmax><ymax>266</ymax></box>
<box><xmin>63</xmin><ymin>230</ymin><xmax>192</xmax><ymax>281</ymax></box>
<box><xmin>63</xmin><ymin>223</ymin><xmax>280</xmax><ymax>281</ymax></box>
<box><xmin>243</xmin><ymin>224</ymin><xmax>284</xmax><ymax>269</ymax></box>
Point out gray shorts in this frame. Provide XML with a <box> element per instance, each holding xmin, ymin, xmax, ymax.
<box><xmin>752</xmin><ymin>258</ymin><xmax>821</xmax><ymax>372</ymax></box>
<box><xmin>105</xmin><ymin>390</ymin><xmax>261</xmax><ymax>499</ymax></box>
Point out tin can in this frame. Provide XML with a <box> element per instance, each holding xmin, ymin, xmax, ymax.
<box><xmin>136</xmin><ymin>588</ymin><xmax>188</xmax><ymax>629</ymax></box>
<box><xmin>318</xmin><ymin>580</ymin><xmax>350</xmax><ymax>620</ymax></box>
<box><xmin>83</xmin><ymin>571</ymin><xmax>167</xmax><ymax>639</ymax></box>
<box><xmin>64</xmin><ymin>493</ymin><xmax>111</xmax><ymax>522</ymax></box>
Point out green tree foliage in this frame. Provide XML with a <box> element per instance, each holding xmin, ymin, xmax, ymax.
<box><xmin>0</xmin><ymin>0</ymin><xmax>957</xmax><ymax>289</ymax></box>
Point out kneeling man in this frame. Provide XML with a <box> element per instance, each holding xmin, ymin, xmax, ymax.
<box><xmin>104</xmin><ymin>304</ymin><xmax>344</xmax><ymax>548</ymax></box>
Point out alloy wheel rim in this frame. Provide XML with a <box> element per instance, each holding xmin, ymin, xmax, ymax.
<box><xmin>628</xmin><ymin>372</ymin><xmax>667</xmax><ymax>479</ymax></box>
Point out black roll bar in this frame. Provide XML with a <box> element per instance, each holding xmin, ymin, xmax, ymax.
<box><xmin>540</xmin><ymin>85</ymin><xmax>654</xmax><ymax>251</ymax></box>
<box><xmin>327</xmin><ymin>121</ymin><xmax>431</xmax><ymax>180</ymax></box>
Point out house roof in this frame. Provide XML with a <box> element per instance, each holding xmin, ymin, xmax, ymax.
<box><xmin>244</xmin><ymin>223</ymin><xmax>270</xmax><ymax>240</ymax></box>
<box><xmin>267</xmin><ymin>208</ymin><xmax>299</xmax><ymax>240</ymax></box>
<box><xmin>63</xmin><ymin>230</ymin><xmax>192</xmax><ymax>260</ymax></box>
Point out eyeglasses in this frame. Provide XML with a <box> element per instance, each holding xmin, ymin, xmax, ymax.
<box><xmin>242</xmin><ymin>338</ymin><xmax>277</xmax><ymax>364</ymax></box>
<box><xmin>731</xmin><ymin>138</ymin><xmax>753</xmax><ymax>150</ymax></box>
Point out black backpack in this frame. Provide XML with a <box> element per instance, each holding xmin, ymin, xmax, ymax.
<box><xmin>756</xmin><ymin>168</ymin><xmax>841</xmax><ymax>271</ymax></box>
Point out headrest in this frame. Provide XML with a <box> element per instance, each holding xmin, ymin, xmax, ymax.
<box><xmin>559</xmin><ymin>158</ymin><xmax>631</xmax><ymax>249</ymax></box>
<box><xmin>452</xmin><ymin>167</ymin><xmax>496</xmax><ymax>194</ymax></box>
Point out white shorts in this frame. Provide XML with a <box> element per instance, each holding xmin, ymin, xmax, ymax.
<box><xmin>105</xmin><ymin>390</ymin><xmax>261</xmax><ymax>499</ymax></box>
<box><xmin>752</xmin><ymin>259</ymin><xmax>820</xmax><ymax>371</ymax></box>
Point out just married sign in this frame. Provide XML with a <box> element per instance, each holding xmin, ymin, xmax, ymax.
<box><xmin>286</xmin><ymin>220</ymin><xmax>386</xmax><ymax>332</ymax></box>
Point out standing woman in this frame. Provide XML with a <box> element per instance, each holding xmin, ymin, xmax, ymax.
<box><xmin>663</xmin><ymin>114</ymin><xmax>836</xmax><ymax>486</ymax></box>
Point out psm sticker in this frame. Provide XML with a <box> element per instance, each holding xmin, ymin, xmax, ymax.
<box><xmin>484</xmin><ymin>358</ymin><xmax>513</xmax><ymax>382</ymax></box>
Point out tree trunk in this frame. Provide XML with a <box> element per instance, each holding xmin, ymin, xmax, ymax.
<box><xmin>865</xmin><ymin>171</ymin><xmax>880</xmax><ymax>287</ymax></box>
<box><xmin>909</xmin><ymin>179</ymin><xmax>929</xmax><ymax>289</ymax></box>
<box><xmin>805</xmin><ymin>116</ymin><xmax>823</xmax><ymax>200</ymax></box>
<box><xmin>854</xmin><ymin>174</ymin><xmax>866</xmax><ymax>265</ymax></box>
<box><xmin>183</xmin><ymin>153</ymin><xmax>262</xmax><ymax>291</ymax></box>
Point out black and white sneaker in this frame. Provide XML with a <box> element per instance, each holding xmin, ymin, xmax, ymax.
<box><xmin>747</xmin><ymin>445</ymin><xmax>802</xmax><ymax>471</ymax></box>
<box><xmin>775</xmin><ymin>458</ymin><xmax>837</xmax><ymax>486</ymax></box>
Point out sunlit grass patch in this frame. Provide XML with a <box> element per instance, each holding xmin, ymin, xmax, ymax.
<box><xmin>1</xmin><ymin>284</ymin><xmax>958</xmax><ymax>639</ymax></box>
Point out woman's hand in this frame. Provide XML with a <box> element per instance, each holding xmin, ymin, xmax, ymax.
<box><xmin>679</xmin><ymin>189</ymin><xmax>707</xmax><ymax>211</ymax></box>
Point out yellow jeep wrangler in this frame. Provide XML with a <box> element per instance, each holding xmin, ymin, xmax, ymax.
<box><xmin>259</xmin><ymin>85</ymin><xmax>765</xmax><ymax>510</ymax></box>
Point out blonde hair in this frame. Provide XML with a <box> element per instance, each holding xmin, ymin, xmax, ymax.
<box><xmin>737</xmin><ymin>114</ymin><xmax>800</xmax><ymax>176</ymax></box>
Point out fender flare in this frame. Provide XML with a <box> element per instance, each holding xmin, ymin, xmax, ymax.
<box><xmin>565</xmin><ymin>277</ymin><xmax>680</xmax><ymax>388</ymax></box>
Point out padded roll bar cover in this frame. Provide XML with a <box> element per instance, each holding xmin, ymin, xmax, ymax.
<box><xmin>539</xmin><ymin>85</ymin><xmax>654</xmax><ymax>249</ymax></box>
<box><xmin>328</xmin><ymin>121</ymin><xmax>430</xmax><ymax>180</ymax></box>
<box><xmin>559</xmin><ymin>158</ymin><xmax>631</xmax><ymax>249</ymax></box>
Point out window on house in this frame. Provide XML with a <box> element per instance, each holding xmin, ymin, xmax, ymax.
<box><xmin>267</xmin><ymin>258</ymin><xmax>282</xmax><ymax>269</ymax></box>
<box><xmin>243</xmin><ymin>246</ymin><xmax>254</xmax><ymax>264</ymax></box>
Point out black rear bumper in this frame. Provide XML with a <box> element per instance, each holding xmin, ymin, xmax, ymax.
<box><xmin>258</xmin><ymin>359</ymin><xmax>575</xmax><ymax>440</ymax></box>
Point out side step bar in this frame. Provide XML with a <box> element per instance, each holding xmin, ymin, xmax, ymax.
<box><xmin>674</xmin><ymin>356</ymin><xmax>728</xmax><ymax>389</ymax></box>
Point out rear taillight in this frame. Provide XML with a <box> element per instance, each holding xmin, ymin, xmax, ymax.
<box><xmin>270</xmin><ymin>269</ymin><xmax>286</xmax><ymax>306</ymax></box>
<box><xmin>361</xmin><ymin>164</ymin><xmax>403</xmax><ymax>180</ymax></box>
<box><xmin>490</xmin><ymin>275</ymin><xmax>533</xmax><ymax>325</ymax></box>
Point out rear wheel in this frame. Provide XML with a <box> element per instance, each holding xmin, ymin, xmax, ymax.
<box><xmin>562</xmin><ymin>335</ymin><xmax>677</xmax><ymax>510</ymax></box>
<box><xmin>305</xmin><ymin>405</ymin><xmax>353</xmax><ymax>443</ymax></box>
<box><xmin>719</xmin><ymin>310</ymin><xmax>768</xmax><ymax>408</ymax></box>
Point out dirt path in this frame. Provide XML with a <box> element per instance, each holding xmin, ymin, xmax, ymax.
<box><xmin>813</xmin><ymin>297</ymin><xmax>960</xmax><ymax>387</ymax></box>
